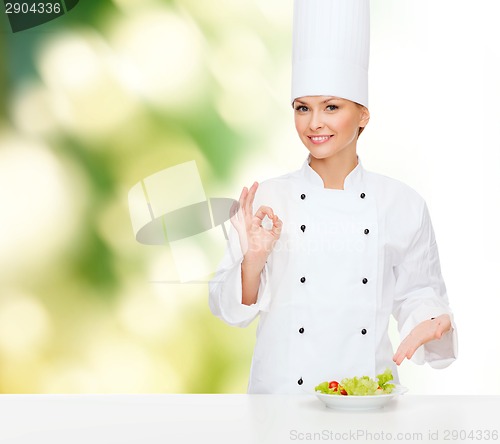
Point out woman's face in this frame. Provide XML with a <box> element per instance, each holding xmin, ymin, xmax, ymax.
<box><xmin>293</xmin><ymin>96</ymin><xmax>370</xmax><ymax>160</ymax></box>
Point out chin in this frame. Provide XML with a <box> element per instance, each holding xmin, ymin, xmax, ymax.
<box><xmin>306</xmin><ymin>146</ymin><xmax>337</xmax><ymax>159</ymax></box>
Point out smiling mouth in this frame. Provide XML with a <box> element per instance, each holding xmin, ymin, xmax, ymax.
<box><xmin>308</xmin><ymin>135</ymin><xmax>333</xmax><ymax>144</ymax></box>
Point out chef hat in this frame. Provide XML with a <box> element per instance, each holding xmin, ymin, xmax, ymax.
<box><xmin>291</xmin><ymin>0</ymin><xmax>370</xmax><ymax>107</ymax></box>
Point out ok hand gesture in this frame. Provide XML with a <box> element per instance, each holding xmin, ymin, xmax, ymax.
<box><xmin>230</xmin><ymin>182</ymin><xmax>283</xmax><ymax>268</ymax></box>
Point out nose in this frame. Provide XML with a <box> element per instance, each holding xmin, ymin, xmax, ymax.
<box><xmin>309</xmin><ymin>110</ymin><xmax>324</xmax><ymax>131</ymax></box>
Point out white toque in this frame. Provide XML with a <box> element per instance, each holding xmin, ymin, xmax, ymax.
<box><xmin>291</xmin><ymin>0</ymin><xmax>370</xmax><ymax>107</ymax></box>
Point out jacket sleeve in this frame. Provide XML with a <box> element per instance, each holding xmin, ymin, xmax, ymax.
<box><xmin>392</xmin><ymin>202</ymin><xmax>458</xmax><ymax>368</ymax></box>
<box><xmin>208</xmin><ymin>208</ymin><xmax>272</xmax><ymax>328</ymax></box>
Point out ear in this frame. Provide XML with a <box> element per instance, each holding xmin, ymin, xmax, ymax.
<box><xmin>359</xmin><ymin>106</ymin><xmax>370</xmax><ymax>128</ymax></box>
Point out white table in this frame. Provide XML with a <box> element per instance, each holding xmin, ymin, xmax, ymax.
<box><xmin>0</xmin><ymin>395</ymin><xmax>498</xmax><ymax>443</ymax></box>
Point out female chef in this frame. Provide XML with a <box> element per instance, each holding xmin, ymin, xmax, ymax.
<box><xmin>208</xmin><ymin>0</ymin><xmax>457</xmax><ymax>394</ymax></box>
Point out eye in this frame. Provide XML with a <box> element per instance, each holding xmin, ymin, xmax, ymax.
<box><xmin>326</xmin><ymin>104</ymin><xmax>338</xmax><ymax>111</ymax></box>
<box><xmin>294</xmin><ymin>105</ymin><xmax>309</xmax><ymax>112</ymax></box>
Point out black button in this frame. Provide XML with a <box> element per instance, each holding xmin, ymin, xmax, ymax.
<box><xmin>298</xmin><ymin>378</ymin><xmax>303</xmax><ymax>385</ymax></box>
<box><xmin>364</xmin><ymin>228</ymin><xmax>369</xmax><ymax>235</ymax></box>
<box><xmin>361</xmin><ymin>328</ymin><xmax>367</xmax><ymax>335</ymax></box>
<box><xmin>360</xmin><ymin>193</ymin><xmax>366</xmax><ymax>199</ymax></box>
<box><xmin>300</xmin><ymin>276</ymin><xmax>306</xmax><ymax>283</ymax></box>
<box><xmin>300</xmin><ymin>224</ymin><xmax>306</xmax><ymax>232</ymax></box>
<box><xmin>362</xmin><ymin>278</ymin><xmax>368</xmax><ymax>284</ymax></box>
<box><xmin>301</xmin><ymin>193</ymin><xmax>306</xmax><ymax>200</ymax></box>
<box><xmin>299</xmin><ymin>327</ymin><xmax>304</xmax><ymax>334</ymax></box>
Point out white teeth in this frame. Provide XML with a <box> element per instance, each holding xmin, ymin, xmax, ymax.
<box><xmin>310</xmin><ymin>136</ymin><xmax>330</xmax><ymax>142</ymax></box>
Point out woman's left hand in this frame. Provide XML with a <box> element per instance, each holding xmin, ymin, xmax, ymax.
<box><xmin>393</xmin><ymin>314</ymin><xmax>452</xmax><ymax>365</ymax></box>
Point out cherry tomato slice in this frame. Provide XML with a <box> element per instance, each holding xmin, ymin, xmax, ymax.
<box><xmin>328</xmin><ymin>381</ymin><xmax>339</xmax><ymax>390</ymax></box>
<box><xmin>338</xmin><ymin>385</ymin><xmax>348</xmax><ymax>395</ymax></box>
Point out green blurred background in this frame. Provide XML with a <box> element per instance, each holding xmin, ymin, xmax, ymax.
<box><xmin>0</xmin><ymin>0</ymin><xmax>299</xmax><ymax>393</ymax></box>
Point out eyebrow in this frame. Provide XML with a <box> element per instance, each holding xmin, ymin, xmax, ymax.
<box><xmin>294</xmin><ymin>97</ymin><xmax>342</xmax><ymax>105</ymax></box>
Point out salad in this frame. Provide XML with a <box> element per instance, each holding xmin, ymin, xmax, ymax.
<box><xmin>315</xmin><ymin>368</ymin><xmax>395</xmax><ymax>396</ymax></box>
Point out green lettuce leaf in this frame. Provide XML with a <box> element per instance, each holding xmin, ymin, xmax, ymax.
<box><xmin>340</xmin><ymin>375</ymin><xmax>379</xmax><ymax>396</ymax></box>
<box><xmin>376</xmin><ymin>368</ymin><xmax>395</xmax><ymax>393</ymax></box>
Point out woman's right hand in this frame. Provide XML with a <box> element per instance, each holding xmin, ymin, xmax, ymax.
<box><xmin>230</xmin><ymin>182</ymin><xmax>282</xmax><ymax>269</ymax></box>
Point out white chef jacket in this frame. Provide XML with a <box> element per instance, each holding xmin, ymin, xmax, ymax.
<box><xmin>209</xmin><ymin>155</ymin><xmax>457</xmax><ymax>394</ymax></box>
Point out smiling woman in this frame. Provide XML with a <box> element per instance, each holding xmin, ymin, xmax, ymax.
<box><xmin>208</xmin><ymin>0</ymin><xmax>457</xmax><ymax>395</ymax></box>
<box><xmin>293</xmin><ymin>96</ymin><xmax>370</xmax><ymax>190</ymax></box>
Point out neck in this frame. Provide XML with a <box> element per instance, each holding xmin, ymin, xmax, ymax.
<box><xmin>308</xmin><ymin>148</ymin><xmax>358</xmax><ymax>190</ymax></box>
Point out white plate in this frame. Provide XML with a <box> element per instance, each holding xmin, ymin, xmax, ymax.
<box><xmin>314</xmin><ymin>385</ymin><xmax>408</xmax><ymax>411</ymax></box>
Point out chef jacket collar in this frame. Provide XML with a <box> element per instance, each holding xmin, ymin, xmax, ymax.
<box><xmin>302</xmin><ymin>153</ymin><xmax>365</xmax><ymax>192</ymax></box>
